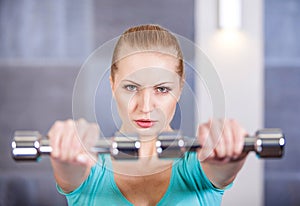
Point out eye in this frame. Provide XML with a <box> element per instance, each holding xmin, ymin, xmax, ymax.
<box><xmin>123</xmin><ymin>84</ymin><xmax>138</xmax><ymax>92</ymax></box>
<box><xmin>156</xmin><ymin>86</ymin><xmax>171</xmax><ymax>94</ymax></box>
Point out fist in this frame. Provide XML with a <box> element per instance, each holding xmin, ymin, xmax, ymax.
<box><xmin>48</xmin><ymin>118</ymin><xmax>100</xmax><ymax>166</ymax></box>
<box><xmin>197</xmin><ymin>119</ymin><xmax>247</xmax><ymax>163</ymax></box>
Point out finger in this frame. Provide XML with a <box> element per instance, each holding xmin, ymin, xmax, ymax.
<box><xmin>211</xmin><ymin>119</ymin><xmax>226</xmax><ymax>159</ymax></box>
<box><xmin>75</xmin><ymin>122</ymin><xmax>99</xmax><ymax>165</ymax></box>
<box><xmin>209</xmin><ymin>119</ymin><xmax>223</xmax><ymax>149</ymax></box>
<box><xmin>63</xmin><ymin>119</ymin><xmax>85</xmax><ymax>162</ymax></box>
<box><xmin>233</xmin><ymin>121</ymin><xmax>247</xmax><ymax>159</ymax></box>
<box><xmin>72</xmin><ymin>119</ymin><xmax>89</xmax><ymax>160</ymax></box>
<box><xmin>230</xmin><ymin>120</ymin><xmax>240</xmax><ymax>156</ymax></box>
<box><xmin>48</xmin><ymin>121</ymin><xmax>64</xmax><ymax>159</ymax></box>
<box><xmin>197</xmin><ymin>124</ymin><xmax>212</xmax><ymax>161</ymax></box>
<box><xmin>197</xmin><ymin>124</ymin><xmax>210</xmax><ymax>146</ymax></box>
<box><xmin>84</xmin><ymin>123</ymin><xmax>99</xmax><ymax>149</ymax></box>
<box><xmin>214</xmin><ymin>133</ymin><xmax>226</xmax><ymax>159</ymax></box>
<box><xmin>60</xmin><ymin>120</ymin><xmax>76</xmax><ymax>162</ymax></box>
<box><xmin>223</xmin><ymin>120</ymin><xmax>233</xmax><ymax>157</ymax></box>
<box><xmin>75</xmin><ymin>118</ymin><xmax>89</xmax><ymax>144</ymax></box>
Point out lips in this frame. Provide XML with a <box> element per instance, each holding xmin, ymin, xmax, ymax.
<box><xmin>134</xmin><ymin>119</ymin><xmax>156</xmax><ymax>128</ymax></box>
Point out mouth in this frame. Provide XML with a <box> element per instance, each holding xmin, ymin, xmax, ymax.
<box><xmin>134</xmin><ymin>119</ymin><xmax>157</xmax><ymax>128</ymax></box>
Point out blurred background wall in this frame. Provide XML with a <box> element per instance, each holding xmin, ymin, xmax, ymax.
<box><xmin>0</xmin><ymin>1</ymin><xmax>194</xmax><ymax>205</ymax></box>
<box><xmin>0</xmin><ymin>0</ymin><xmax>299</xmax><ymax>205</ymax></box>
<box><xmin>264</xmin><ymin>0</ymin><xmax>300</xmax><ymax>205</ymax></box>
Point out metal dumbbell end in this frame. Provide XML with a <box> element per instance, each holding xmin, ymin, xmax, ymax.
<box><xmin>12</xmin><ymin>131</ymin><xmax>52</xmax><ymax>161</ymax></box>
<box><xmin>11</xmin><ymin>131</ymin><xmax>141</xmax><ymax>161</ymax></box>
<box><xmin>243</xmin><ymin>128</ymin><xmax>285</xmax><ymax>158</ymax></box>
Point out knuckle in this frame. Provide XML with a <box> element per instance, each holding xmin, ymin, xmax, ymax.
<box><xmin>197</xmin><ymin>125</ymin><xmax>209</xmax><ymax>142</ymax></box>
<box><xmin>231</xmin><ymin>119</ymin><xmax>240</xmax><ymax>129</ymax></box>
<box><xmin>91</xmin><ymin>123</ymin><xmax>100</xmax><ymax>133</ymax></box>
<box><xmin>224</xmin><ymin>119</ymin><xmax>231</xmax><ymax>127</ymax></box>
<box><xmin>53</xmin><ymin>120</ymin><xmax>64</xmax><ymax>128</ymax></box>
<box><xmin>59</xmin><ymin>152</ymin><xmax>74</xmax><ymax>163</ymax></box>
<box><xmin>49</xmin><ymin>121</ymin><xmax>64</xmax><ymax>138</ymax></box>
<box><xmin>77</xmin><ymin>118</ymin><xmax>87</xmax><ymax>125</ymax></box>
<box><xmin>198</xmin><ymin>124</ymin><xmax>207</xmax><ymax>133</ymax></box>
<box><xmin>233</xmin><ymin>148</ymin><xmax>241</xmax><ymax>157</ymax></box>
<box><xmin>59</xmin><ymin>155</ymin><xmax>68</xmax><ymax>163</ymax></box>
<box><xmin>229</xmin><ymin>118</ymin><xmax>236</xmax><ymax>124</ymax></box>
<box><xmin>241</xmin><ymin>128</ymin><xmax>248</xmax><ymax>137</ymax></box>
<box><xmin>90</xmin><ymin>122</ymin><xmax>99</xmax><ymax>129</ymax></box>
<box><xmin>66</xmin><ymin>119</ymin><xmax>74</xmax><ymax>125</ymax></box>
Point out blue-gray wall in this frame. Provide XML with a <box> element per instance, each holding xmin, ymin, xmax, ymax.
<box><xmin>0</xmin><ymin>1</ymin><xmax>194</xmax><ymax>205</ymax></box>
<box><xmin>264</xmin><ymin>0</ymin><xmax>300</xmax><ymax>205</ymax></box>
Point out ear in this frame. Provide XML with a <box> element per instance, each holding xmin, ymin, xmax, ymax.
<box><xmin>109</xmin><ymin>76</ymin><xmax>115</xmax><ymax>98</ymax></box>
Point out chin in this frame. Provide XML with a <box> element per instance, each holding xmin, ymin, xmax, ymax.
<box><xmin>121</xmin><ymin>121</ymin><xmax>170</xmax><ymax>137</ymax></box>
<box><xmin>136</xmin><ymin>126</ymin><xmax>172</xmax><ymax>138</ymax></box>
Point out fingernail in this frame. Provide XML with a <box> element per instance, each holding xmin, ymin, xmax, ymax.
<box><xmin>51</xmin><ymin>151</ymin><xmax>58</xmax><ymax>158</ymax></box>
<box><xmin>76</xmin><ymin>155</ymin><xmax>86</xmax><ymax>163</ymax></box>
<box><xmin>232</xmin><ymin>155</ymin><xmax>239</xmax><ymax>160</ymax></box>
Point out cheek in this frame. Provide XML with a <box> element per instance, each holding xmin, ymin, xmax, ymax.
<box><xmin>115</xmin><ymin>93</ymin><xmax>136</xmax><ymax>116</ymax></box>
<box><xmin>160</xmin><ymin>97</ymin><xmax>177</xmax><ymax>119</ymax></box>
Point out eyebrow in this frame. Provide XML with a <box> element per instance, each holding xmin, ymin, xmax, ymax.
<box><xmin>122</xmin><ymin>79</ymin><xmax>174</xmax><ymax>87</ymax></box>
<box><xmin>154</xmin><ymin>82</ymin><xmax>174</xmax><ymax>87</ymax></box>
<box><xmin>121</xmin><ymin>79</ymin><xmax>175</xmax><ymax>87</ymax></box>
<box><xmin>121</xmin><ymin>80</ymin><xmax>141</xmax><ymax>86</ymax></box>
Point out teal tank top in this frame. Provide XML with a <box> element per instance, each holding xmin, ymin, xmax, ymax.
<box><xmin>57</xmin><ymin>152</ymin><xmax>231</xmax><ymax>205</ymax></box>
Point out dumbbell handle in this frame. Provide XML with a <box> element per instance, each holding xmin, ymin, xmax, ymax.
<box><xmin>11</xmin><ymin>129</ymin><xmax>285</xmax><ymax>161</ymax></box>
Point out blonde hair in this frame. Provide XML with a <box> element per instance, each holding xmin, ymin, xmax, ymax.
<box><xmin>110</xmin><ymin>24</ymin><xmax>184</xmax><ymax>82</ymax></box>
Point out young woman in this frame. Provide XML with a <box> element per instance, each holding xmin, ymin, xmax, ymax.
<box><xmin>48</xmin><ymin>24</ymin><xmax>248</xmax><ymax>205</ymax></box>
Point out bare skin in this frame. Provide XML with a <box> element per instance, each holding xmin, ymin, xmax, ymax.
<box><xmin>113</xmin><ymin>161</ymin><xmax>172</xmax><ymax>206</ymax></box>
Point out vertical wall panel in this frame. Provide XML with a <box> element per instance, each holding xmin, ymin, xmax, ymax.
<box><xmin>265</xmin><ymin>1</ymin><xmax>300</xmax><ymax>205</ymax></box>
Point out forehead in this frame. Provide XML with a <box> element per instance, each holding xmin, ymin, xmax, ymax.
<box><xmin>114</xmin><ymin>52</ymin><xmax>179</xmax><ymax>83</ymax></box>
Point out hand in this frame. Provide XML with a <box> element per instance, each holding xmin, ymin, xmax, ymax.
<box><xmin>197</xmin><ymin>119</ymin><xmax>248</xmax><ymax>164</ymax></box>
<box><xmin>48</xmin><ymin>118</ymin><xmax>99</xmax><ymax>167</ymax></box>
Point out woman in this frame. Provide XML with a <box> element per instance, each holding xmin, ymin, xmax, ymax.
<box><xmin>48</xmin><ymin>24</ymin><xmax>248</xmax><ymax>205</ymax></box>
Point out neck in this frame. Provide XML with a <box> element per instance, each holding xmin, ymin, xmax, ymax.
<box><xmin>111</xmin><ymin>134</ymin><xmax>173</xmax><ymax>176</ymax></box>
<box><xmin>139</xmin><ymin>137</ymin><xmax>157</xmax><ymax>159</ymax></box>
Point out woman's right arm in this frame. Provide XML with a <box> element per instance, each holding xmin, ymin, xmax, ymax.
<box><xmin>48</xmin><ymin>119</ymin><xmax>99</xmax><ymax>193</ymax></box>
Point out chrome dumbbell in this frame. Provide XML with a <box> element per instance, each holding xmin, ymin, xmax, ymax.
<box><xmin>156</xmin><ymin>129</ymin><xmax>285</xmax><ymax>159</ymax></box>
<box><xmin>11</xmin><ymin>129</ymin><xmax>285</xmax><ymax>161</ymax></box>
<box><xmin>11</xmin><ymin>131</ymin><xmax>141</xmax><ymax>161</ymax></box>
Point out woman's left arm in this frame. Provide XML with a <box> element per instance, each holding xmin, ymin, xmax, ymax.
<box><xmin>197</xmin><ymin>119</ymin><xmax>248</xmax><ymax>189</ymax></box>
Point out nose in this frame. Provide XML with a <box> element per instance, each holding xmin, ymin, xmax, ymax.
<box><xmin>138</xmin><ymin>88</ymin><xmax>155</xmax><ymax>113</ymax></box>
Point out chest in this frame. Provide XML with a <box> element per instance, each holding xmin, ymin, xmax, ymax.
<box><xmin>114</xmin><ymin>167</ymin><xmax>172</xmax><ymax>206</ymax></box>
